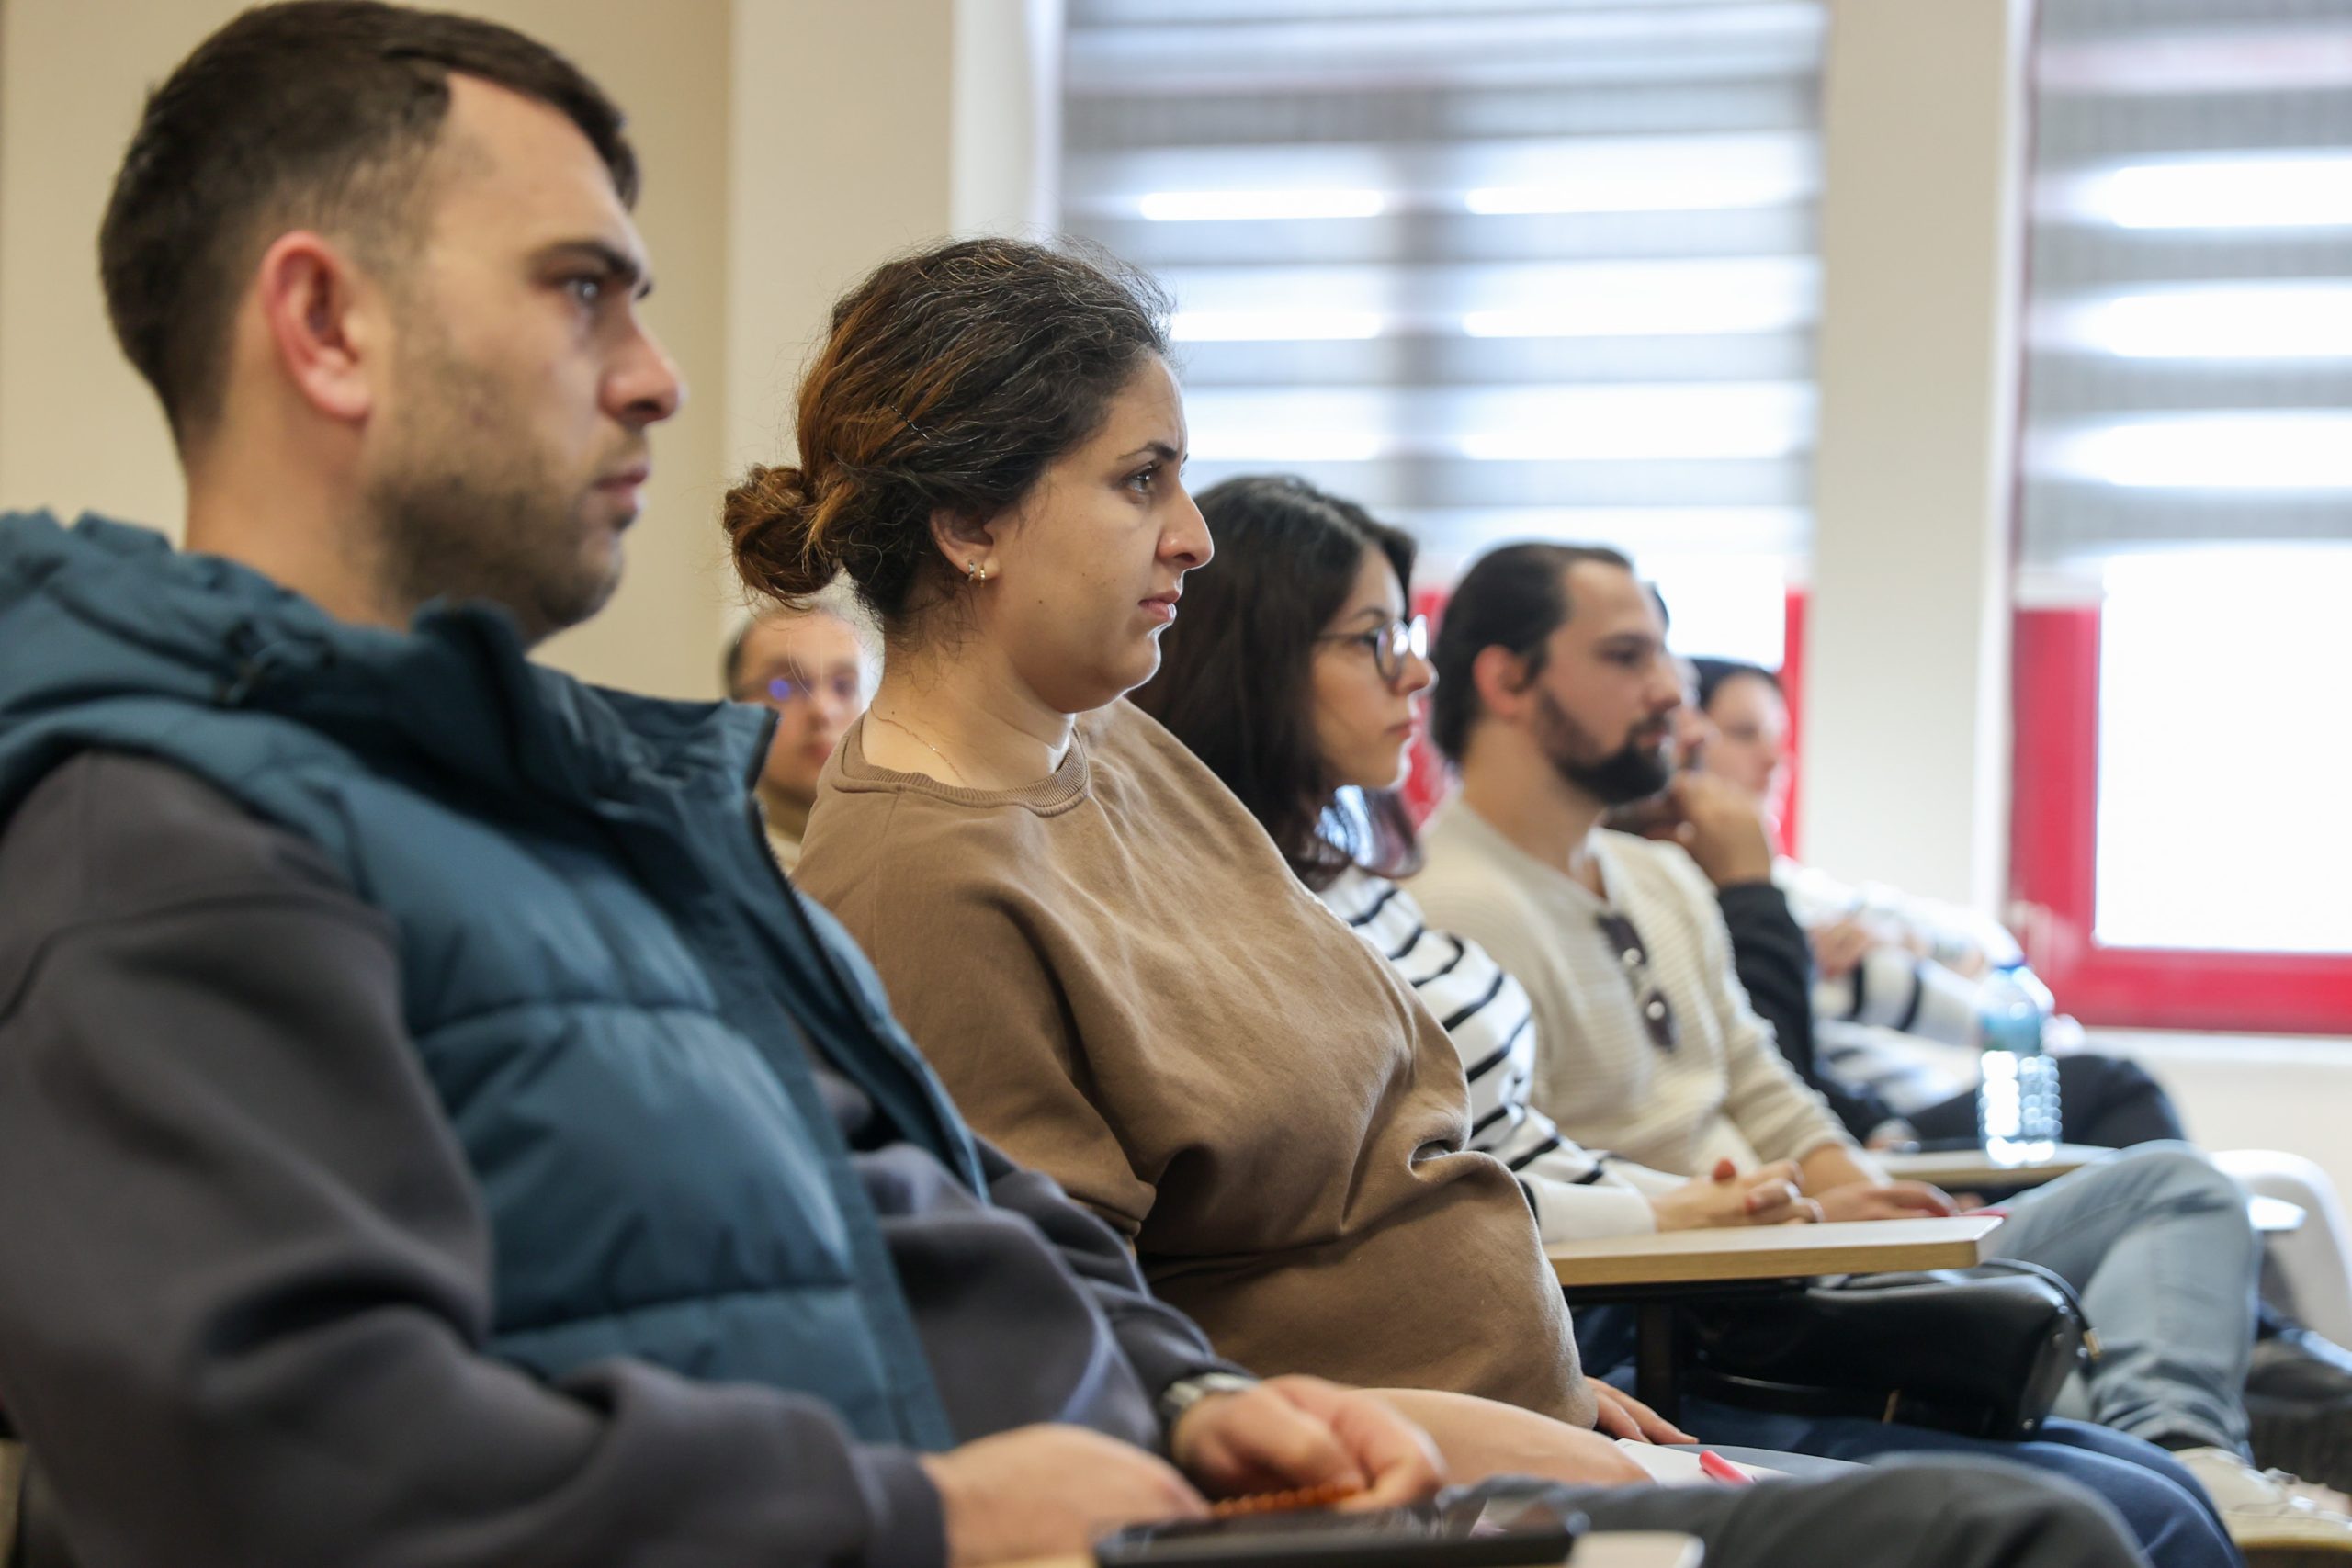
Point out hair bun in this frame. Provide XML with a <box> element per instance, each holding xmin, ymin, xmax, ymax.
<box><xmin>724</xmin><ymin>462</ymin><xmax>839</xmax><ymax>604</ymax></box>
<box><xmin>724</xmin><ymin>461</ymin><xmax>814</xmax><ymax>529</ymax></box>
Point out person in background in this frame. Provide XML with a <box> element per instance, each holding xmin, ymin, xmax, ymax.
<box><xmin>1680</xmin><ymin>656</ymin><xmax>2352</xmax><ymax>1495</ymax></box>
<box><xmin>751</xmin><ymin>236</ymin><xmax>2163</xmax><ymax>1568</ymax></box>
<box><xmin>1132</xmin><ymin>473</ymin><xmax>2242</xmax><ymax>1568</ymax></box>
<box><xmin>1689</xmin><ymin>657</ymin><xmax>2185</xmax><ymax>1152</ymax></box>
<box><xmin>726</xmin><ymin>600</ymin><xmax>870</xmax><ymax>869</ymax></box>
<box><xmin>0</xmin><ymin>7</ymin><xmax>1457</xmax><ymax>1562</ymax></box>
<box><xmin>1408</xmin><ymin>540</ymin><xmax>2352</xmax><ymax>1562</ymax></box>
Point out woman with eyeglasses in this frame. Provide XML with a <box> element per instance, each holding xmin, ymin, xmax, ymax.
<box><xmin>1131</xmin><ymin>474</ymin><xmax>1821</xmax><ymax>1246</ymax></box>
<box><xmin>724</xmin><ymin>602</ymin><xmax>869</xmax><ymax>869</ymax></box>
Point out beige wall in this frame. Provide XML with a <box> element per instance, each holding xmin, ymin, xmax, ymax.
<box><xmin>0</xmin><ymin>0</ymin><xmax>213</xmax><ymax>533</ymax></box>
<box><xmin>1802</xmin><ymin>0</ymin><xmax>2030</xmax><ymax>911</ymax></box>
<box><xmin>951</xmin><ymin>0</ymin><xmax>1061</xmax><ymax>238</ymax></box>
<box><xmin>0</xmin><ymin>0</ymin><xmax>734</xmax><ymax>698</ymax></box>
<box><xmin>722</xmin><ymin>0</ymin><xmax>956</xmax><ymax>511</ymax></box>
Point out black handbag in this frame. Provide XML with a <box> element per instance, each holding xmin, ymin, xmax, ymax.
<box><xmin>1678</xmin><ymin>1258</ymin><xmax>2098</xmax><ymax>1440</ymax></box>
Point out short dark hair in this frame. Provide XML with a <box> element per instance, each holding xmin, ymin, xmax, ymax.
<box><xmin>1133</xmin><ymin>474</ymin><xmax>1422</xmax><ymax>891</ymax></box>
<box><xmin>724</xmin><ymin>237</ymin><xmax>1170</xmax><ymax>627</ymax></box>
<box><xmin>1427</xmin><ymin>542</ymin><xmax>1634</xmax><ymax>764</ymax></box>
<box><xmin>100</xmin><ymin>0</ymin><xmax>638</xmax><ymax>443</ymax></box>
<box><xmin>1691</xmin><ymin>657</ymin><xmax>1781</xmax><ymax>714</ymax></box>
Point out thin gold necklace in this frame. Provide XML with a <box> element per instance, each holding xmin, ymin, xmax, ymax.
<box><xmin>871</xmin><ymin>711</ymin><xmax>969</xmax><ymax>785</ymax></box>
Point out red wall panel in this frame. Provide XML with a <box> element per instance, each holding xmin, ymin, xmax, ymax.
<box><xmin>2010</xmin><ymin>604</ymin><xmax>2352</xmax><ymax>1034</ymax></box>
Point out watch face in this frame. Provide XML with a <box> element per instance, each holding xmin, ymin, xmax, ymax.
<box><xmin>1161</xmin><ymin>1374</ymin><xmax>1256</xmax><ymax>1423</ymax></box>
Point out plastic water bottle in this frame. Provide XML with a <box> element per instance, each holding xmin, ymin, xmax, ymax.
<box><xmin>1978</xmin><ymin>969</ymin><xmax>2062</xmax><ymax>1162</ymax></box>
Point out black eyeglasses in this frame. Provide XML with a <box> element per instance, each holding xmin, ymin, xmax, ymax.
<box><xmin>1317</xmin><ymin>615</ymin><xmax>1429</xmax><ymax>688</ymax></box>
<box><xmin>1596</xmin><ymin>912</ymin><xmax>1679</xmax><ymax>1053</ymax></box>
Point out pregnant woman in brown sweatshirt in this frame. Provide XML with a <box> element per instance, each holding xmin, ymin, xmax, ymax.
<box><xmin>730</xmin><ymin>240</ymin><xmax>1615</xmax><ymax>1485</ymax></box>
<box><xmin>715</xmin><ymin>236</ymin><xmax>2179</xmax><ymax>1568</ymax></box>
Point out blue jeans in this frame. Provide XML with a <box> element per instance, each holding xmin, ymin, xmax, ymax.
<box><xmin>1577</xmin><ymin>1292</ymin><xmax>2237</xmax><ymax>1568</ymax></box>
<box><xmin>1989</xmin><ymin>1141</ymin><xmax>2257</xmax><ymax>1455</ymax></box>
<box><xmin>1669</xmin><ymin>1397</ymin><xmax>2236</xmax><ymax>1568</ymax></box>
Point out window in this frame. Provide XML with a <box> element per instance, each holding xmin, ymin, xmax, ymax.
<box><xmin>2091</xmin><ymin>550</ymin><xmax>2352</xmax><ymax>956</ymax></box>
<box><xmin>1057</xmin><ymin>0</ymin><xmax>1826</xmax><ymax>664</ymax></box>
<box><xmin>2012</xmin><ymin>0</ymin><xmax>2352</xmax><ymax>1032</ymax></box>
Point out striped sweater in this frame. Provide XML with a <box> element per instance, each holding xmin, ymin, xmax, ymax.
<box><xmin>1317</xmin><ymin>865</ymin><xmax>1685</xmax><ymax>1243</ymax></box>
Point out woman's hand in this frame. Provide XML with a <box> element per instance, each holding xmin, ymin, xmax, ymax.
<box><xmin>1590</xmin><ymin>1382</ymin><xmax>1694</xmax><ymax>1445</ymax></box>
<box><xmin>1811</xmin><ymin>1179</ymin><xmax>1959</xmax><ymax>1223</ymax></box>
<box><xmin>1368</xmin><ymin>1387</ymin><xmax>1653</xmax><ymax>1487</ymax></box>
<box><xmin>1648</xmin><ymin>1158</ymin><xmax>1818</xmax><ymax>1231</ymax></box>
<box><xmin>1807</xmin><ymin>917</ymin><xmax>1878</xmax><ymax>981</ymax></box>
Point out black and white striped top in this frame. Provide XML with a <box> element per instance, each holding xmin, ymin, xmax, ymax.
<box><xmin>1317</xmin><ymin>865</ymin><xmax>1683</xmax><ymax>1242</ymax></box>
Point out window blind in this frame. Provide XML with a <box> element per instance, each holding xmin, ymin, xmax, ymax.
<box><xmin>2019</xmin><ymin>0</ymin><xmax>2352</xmax><ymax>575</ymax></box>
<box><xmin>1057</xmin><ymin>0</ymin><xmax>1829</xmax><ymax>583</ymax></box>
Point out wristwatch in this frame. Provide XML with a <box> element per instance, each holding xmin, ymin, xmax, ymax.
<box><xmin>1157</xmin><ymin>1371</ymin><xmax>1259</xmax><ymax>1436</ymax></box>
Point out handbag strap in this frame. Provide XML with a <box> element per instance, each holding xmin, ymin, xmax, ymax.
<box><xmin>1961</xmin><ymin>1258</ymin><xmax>2098</xmax><ymax>1354</ymax></box>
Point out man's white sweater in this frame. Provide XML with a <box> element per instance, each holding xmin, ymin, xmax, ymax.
<box><xmin>1411</xmin><ymin>801</ymin><xmax>1848</xmax><ymax>1178</ymax></box>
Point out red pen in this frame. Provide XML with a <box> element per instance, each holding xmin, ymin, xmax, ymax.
<box><xmin>1698</xmin><ymin>1450</ymin><xmax>1756</xmax><ymax>1486</ymax></box>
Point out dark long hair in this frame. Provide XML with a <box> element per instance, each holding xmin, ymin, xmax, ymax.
<box><xmin>1133</xmin><ymin>474</ymin><xmax>1422</xmax><ymax>891</ymax></box>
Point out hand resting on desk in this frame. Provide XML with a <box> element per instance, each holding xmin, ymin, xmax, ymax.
<box><xmin>1650</xmin><ymin>1158</ymin><xmax>1821</xmax><ymax>1232</ymax></box>
<box><xmin>1812</xmin><ymin>1181</ymin><xmax>1961</xmax><ymax>1224</ymax></box>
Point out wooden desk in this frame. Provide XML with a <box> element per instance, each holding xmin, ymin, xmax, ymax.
<box><xmin>1547</xmin><ymin>1215</ymin><xmax>2004</xmax><ymax>1289</ymax></box>
<box><xmin>1551</xmin><ymin>1216</ymin><xmax>2005</xmax><ymax>1418</ymax></box>
<box><xmin>1877</xmin><ymin>1145</ymin><xmax>2104</xmax><ymax>1189</ymax></box>
<box><xmin>1005</xmin><ymin>1532</ymin><xmax>1701</xmax><ymax>1568</ymax></box>
<box><xmin>1877</xmin><ymin>1150</ymin><xmax>2308</xmax><ymax>1235</ymax></box>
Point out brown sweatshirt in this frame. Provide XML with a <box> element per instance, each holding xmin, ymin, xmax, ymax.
<box><xmin>797</xmin><ymin>701</ymin><xmax>1591</xmax><ymax>1425</ymax></box>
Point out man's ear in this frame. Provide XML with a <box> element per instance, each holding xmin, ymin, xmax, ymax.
<box><xmin>1471</xmin><ymin>643</ymin><xmax>1537</xmax><ymax>726</ymax></box>
<box><xmin>253</xmin><ymin>231</ymin><xmax>377</xmax><ymax>426</ymax></box>
<box><xmin>927</xmin><ymin>506</ymin><xmax>999</xmax><ymax>583</ymax></box>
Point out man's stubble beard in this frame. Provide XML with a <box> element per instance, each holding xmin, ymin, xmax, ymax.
<box><xmin>361</xmin><ymin>322</ymin><xmax>622</xmax><ymax>647</ymax></box>
<box><xmin>1532</xmin><ymin>687</ymin><xmax>1675</xmax><ymax>807</ymax></box>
